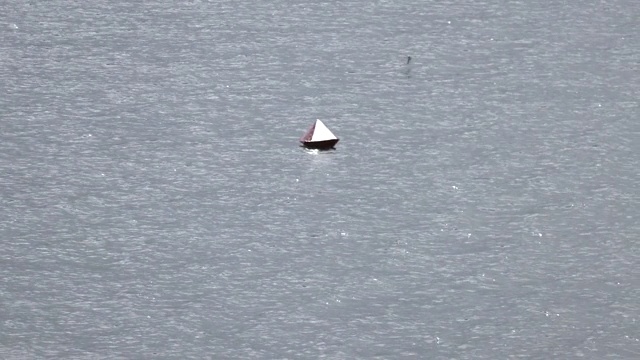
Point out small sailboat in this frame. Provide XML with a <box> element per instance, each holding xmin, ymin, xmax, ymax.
<box><xmin>402</xmin><ymin>56</ymin><xmax>413</xmax><ymax>77</ymax></box>
<box><xmin>300</xmin><ymin>119</ymin><xmax>339</xmax><ymax>150</ymax></box>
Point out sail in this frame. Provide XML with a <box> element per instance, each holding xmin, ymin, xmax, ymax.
<box><xmin>300</xmin><ymin>122</ymin><xmax>315</xmax><ymax>142</ymax></box>
<box><xmin>310</xmin><ymin>120</ymin><xmax>337</xmax><ymax>141</ymax></box>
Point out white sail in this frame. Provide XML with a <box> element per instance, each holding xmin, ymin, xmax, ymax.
<box><xmin>310</xmin><ymin>120</ymin><xmax>337</xmax><ymax>141</ymax></box>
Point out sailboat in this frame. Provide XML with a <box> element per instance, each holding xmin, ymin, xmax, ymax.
<box><xmin>300</xmin><ymin>119</ymin><xmax>340</xmax><ymax>150</ymax></box>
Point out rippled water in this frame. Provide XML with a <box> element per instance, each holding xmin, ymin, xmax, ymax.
<box><xmin>1</xmin><ymin>0</ymin><xmax>639</xmax><ymax>358</ymax></box>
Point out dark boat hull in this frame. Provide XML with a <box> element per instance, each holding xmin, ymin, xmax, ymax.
<box><xmin>301</xmin><ymin>139</ymin><xmax>339</xmax><ymax>150</ymax></box>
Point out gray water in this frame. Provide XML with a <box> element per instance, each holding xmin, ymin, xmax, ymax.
<box><xmin>1</xmin><ymin>0</ymin><xmax>639</xmax><ymax>359</ymax></box>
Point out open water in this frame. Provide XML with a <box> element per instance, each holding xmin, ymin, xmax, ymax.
<box><xmin>1</xmin><ymin>0</ymin><xmax>639</xmax><ymax>359</ymax></box>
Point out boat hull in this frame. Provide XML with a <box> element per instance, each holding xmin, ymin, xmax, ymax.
<box><xmin>301</xmin><ymin>139</ymin><xmax>339</xmax><ymax>150</ymax></box>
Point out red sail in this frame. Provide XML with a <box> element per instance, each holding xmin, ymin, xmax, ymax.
<box><xmin>300</xmin><ymin>122</ymin><xmax>315</xmax><ymax>142</ymax></box>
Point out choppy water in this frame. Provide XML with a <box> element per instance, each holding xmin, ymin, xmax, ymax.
<box><xmin>1</xmin><ymin>0</ymin><xmax>639</xmax><ymax>359</ymax></box>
